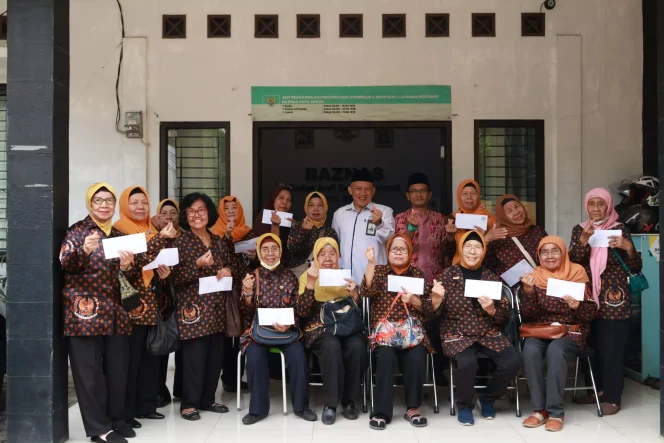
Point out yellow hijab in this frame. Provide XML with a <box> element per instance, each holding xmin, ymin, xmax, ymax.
<box><xmin>298</xmin><ymin>237</ymin><xmax>347</xmax><ymax>302</ymax></box>
<box><xmin>304</xmin><ymin>192</ymin><xmax>329</xmax><ymax>229</ymax></box>
<box><xmin>86</xmin><ymin>182</ymin><xmax>117</xmax><ymax>236</ymax></box>
<box><xmin>257</xmin><ymin>233</ymin><xmax>282</xmax><ymax>271</ymax></box>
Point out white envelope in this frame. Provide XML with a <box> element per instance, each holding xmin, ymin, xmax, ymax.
<box><xmin>319</xmin><ymin>269</ymin><xmax>352</xmax><ymax>287</ymax></box>
<box><xmin>546</xmin><ymin>278</ymin><xmax>585</xmax><ymax>301</ymax></box>
<box><xmin>102</xmin><ymin>233</ymin><xmax>147</xmax><ymax>259</ymax></box>
<box><xmin>143</xmin><ymin>248</ymin><xmax>180</xmax><ymax>270</ymax></box>
<box><xmin>258</xmin><ymin>308</ymin><xmax>295</xmax><ymax>326</ymax></box>
<box><xmin>500</xmin><ymin>259</ymin><xmax>534</xmax><ymax>287</ymax></box>
<box><xmin>262</xmin><ymin>209</ymin><xmax>293</xmax><ymax>228</ymax></box>
<box><xmin>234</xmin><ymin>237</ymin><xmax>258</xmax><ymax>254</ymax></box>
<box><xmin>455</xmin><ymin>213</ymin><xmax>489</xmax><ymax>231</ymax></box>
<box><xmin>588</xmin><ymin>230</ymin><xmax>622</xmax><ymax>248</ymax></box>
<box><xmin>464</xmin><ymin>279</ymin><xmax>502</xmax><ymax>300</ymax></box>
<box><xmin>387</xmin><ymin>275</ymin><xmax>425</xmax><ymax>295</ymax></box>
<box><xmin>198</xmin><ymin>276</ymin><xmax>233</xmax><ymax>295</ymax></box>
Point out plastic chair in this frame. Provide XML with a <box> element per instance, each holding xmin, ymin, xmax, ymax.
<box><xmin>448</xmin><ymin>284</ymin><xmax>521</xmax><ymax>416</ymax></box>
<box><xmin>514</xmin><ymin>287</ymin><xmax>603</xmax><ymax>417</ymax></box>
<box><xmin>236</xmin><ymin>347</ymin><xmax>288</xmax><ymax>415</ymax></box>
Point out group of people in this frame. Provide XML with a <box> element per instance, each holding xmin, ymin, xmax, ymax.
<box><xmin>61</xmin><ymin>170</ymin><xmax>641</xmax><ymax>443</ymax></box>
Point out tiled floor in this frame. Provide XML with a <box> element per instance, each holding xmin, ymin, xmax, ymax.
<box><xmin>66</xmin><ymin>368</ymin><xmax>662</xmax><ymax>443</ymax></box>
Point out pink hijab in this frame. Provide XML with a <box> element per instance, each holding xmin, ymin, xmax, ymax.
<box><xmin>579</xmin><ymin>188</ymin><xmax>620</xmax><ymax>307</ymax></box>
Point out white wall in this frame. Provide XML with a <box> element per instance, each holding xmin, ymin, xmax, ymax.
<box><xmin>67</xmin><ymin>0</ymin><xmax>643</xmax><ymax>238</ymax></box>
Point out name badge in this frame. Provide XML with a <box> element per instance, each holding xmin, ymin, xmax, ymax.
<box><xmin>366</xmin><ymin>220</ymin><xmax>376</xmax><ymax>236</ymax></box>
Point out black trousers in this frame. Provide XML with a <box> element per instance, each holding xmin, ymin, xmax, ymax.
<box><xmin>426</xmin><ymin>318</ymin><xmax>449</xmax><ymax>385</ymax></box>
<box><xmin>173</xmin><ymin>349</ymin><xmax>183</xmax><ymax>398</ymax></box>
<box><xmin>453</xmin><ymin>343</ymin><xmax>521</xmax><ymax>410</ymax></box>
<box><xmin>126</xmin><ymin>325</ymin><xmax>159</xmax><ymax>420</ymax></box>
<box><xmin>245</xmin><ymin>341</ymin><xmax>309</xmax><ymax>416</ymax></box>
<box><xmin>180</xmin><ymin>333</ymin><xmax>224</xmax><ymax>411</ymax></box>
<box><xmin>372</xmin><ymin>344</ymin><xmax>426</xmax><ymax>422</ymax></box>
<box><xmin>68</xmin><ymin>335</ymin><xmax>129</xmax><ymax>437</ymax></box>
<box><xmin>158</xmin><ymin>353</ymin><xmax>171</xmax><ymax>400</ymax></box>
<box><xmin>311</xmin><ymin>333</ymin><xmax>367</xmax><ymax>408</ymax></box>
<box><xmin>589</xmin><ymin>319</ymin><xmax>630</xmax><ymax>405</ymax></box>
<box><xmin>221</xmin><ymin>337</ymin><xmax>245</xmax><ymax>387</ymax></box>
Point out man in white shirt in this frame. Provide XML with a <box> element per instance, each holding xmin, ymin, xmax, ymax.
<box><xmin>331</xmin><ymin>169</ymin><xmax>395</xmax><ymax>283</ymax></box>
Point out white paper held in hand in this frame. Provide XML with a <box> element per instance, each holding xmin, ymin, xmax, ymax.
<box><xmin>319</xmin><ymin>269</ymin><xmax>352</xmax><ymax>287</ymax></box>
<box><xmin>500</xmin><ymin>259</ymin><xmax>534</xmax><ymax>287</ymax></box>
<box><xmin>234</xmin><ymin>237</ymin><xmax>258</xmax><ymax>254</ymax></box>
<box><xmin>102</xmin><ymin>233</ymin><xmax>147</xmax><ymax>259</ymax></box>
<box><xmin>258</xmin><ymin>308</ymin><xmax>295</xmax><ymax>326</ymax></box>
<box><xmin>387</xmin><ymin>275</ymin><xmax>425</xmax><ymax>295</ymax></box>
<box><xmin>143</xmin><ymin>248</ymin><xmax>179</xmax><ymax>270</ymax></box>
<box><xmin>454</xmin><ymin>213</ymin><xmax>488</xmax><ymax>231</ymax></box>
<box><xmin>198</xmin><ymin>276</ymin><xmax>233</xmax><ymax>295</ymax></box>
<box><xmin>546</xmin><ymin>278</ymin><xmax>585</xmax><ymax>301</ymax></box>
<box><xmin>464</xmin><ymin>279</ymin><xmax>502</xmax><ymax>300</ymax></box>
<box><xmin>262</xmin><ymin>209</ymin><xmax>293</xmax><ymax>228</ymax></box>
<box><xmin>588</xmin><ymin>230</ymin><xmax>622</xmax><ymax>248</ymax></box>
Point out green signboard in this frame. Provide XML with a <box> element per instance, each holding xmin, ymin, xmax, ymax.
<box><xmin>251</xmin><ymin>85</ymin><xmax>451</xmax><ymax>121</ymax></box>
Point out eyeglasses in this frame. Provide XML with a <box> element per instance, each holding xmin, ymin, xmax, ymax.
<box><xmin>389</xmin><ymin>247</ymin><xmax>409</xmax><ymax>254</ymax></box>
<box><xmin>407</xmin><ymin>189</ymin><xmax>429</xmax><ymax>195</ymax></box>
<box><xmin>260</xmin><ymin>247</ymin><xmax>281</xmax><ymax>254</ymax></box>
<box><xmin>186</xmin><ymin>208</ymin><xmax>208</xmax><ymax>217</ymax></box>
<box><xmin>540</xmin><ymin>250</ymin><xmax>562</xmax><ymax>258</ymax></box>
<box><xmin>91</xmin><ymin>197</ymin><xmax>116</xmax><ymax>206</ymax></box>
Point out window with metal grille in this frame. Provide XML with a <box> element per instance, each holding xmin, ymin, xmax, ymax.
<box><xmin>475</xmin><ymin>120</ymin><xmax>544</xmax><ymax>224</ymax></box>
<box><xmin>521</xmin><ymin>13</ymin><xmax>545</xmax><ymax>37</ymax></box>
<box><xmin>472</xmin><ymin>13</ymin><xmax>495</xmax><ymax>37</ymax></box>
<box><xmin>382</xmin><ymin>14</ymin><xmax>406</xmax><ymax>38</ymax></box>
<box><xmin>297</xmin><ymin>14</ymin><xmax>320</xmax><ymax>38</ymax></box>
<box><xmin>426</xmin><ymin>13</ymin><xmax>450</xmax><ymax>37</ymax></box>
<box><xmin>162</xmin><ymin>124</ymin><xmax>230</xmax><ymax>205</ymax></box>
<box><xmin>255</xmin><ymin>15</ymin><xmax>279</xmax><ymax>38</ymax></box>
<box><xmin>0</xmin><ymin>87</ymin><xmax>6</xmax><ymax>249</ymax></box>
<box><xmin>340</xmin><ymin>14</ymin><xmax>362</xmax><ymax>38</ymax></box>
<box><xmin>208</xmin><ymin>15</ymin><xmax>231</xmax><ymax>38</ymax></box>
<box><xmin>163</xmin><ymin>15</ymin><xmax>186</xmax><ymax>39</ymax></box>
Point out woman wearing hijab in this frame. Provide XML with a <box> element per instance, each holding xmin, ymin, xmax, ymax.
<box><xmin>362</xmin><ymin>234</ymin><xmax>432</xmax><ymax>431</ymax></box>
<box><xmin>211</xmin><ymin>196</ymin><xmax>256</xmax><ymax>393</ymax></box>
<box><xmin>486</xmin><ymin>194</ymin><xmax>547</xmax><ymax>280</ymax></box>
<box><xmin>61</xmin><ymin>183</ymin><xmax>171</xmax><ymax>443</ymax></box>
<box><xmin>114</xmin><ymin>187</ymin><xmax>172</xmax><ymax>428</ymax></box>
<box><xmin>568</xmin><ymin>188</ymin><xmax>641</xmax><ymax>415</ymax></box>
<box><xmin>170</xmin><ymin>192</ymin><xmax>235</xmax><ymax>421</ymax></box>
<box><xmin>519</xmin><ymin>236</ymin><xmax>598</xmax><ymax>432</ymax></box>
<box><xmin>447</xmin><ymin>180</ymin><xmax>505</xmax><ymax>265</ymax></box>
<box><xmin>239</xmin><ymin>233</ymin><xmax>317</xmax><ymax>425</ymax></box>
<box><xmin>297</xmin><ymin>237</ymin><xmax>366</xmax><ymax>425</ymax></box>
<box><xmin>287</xmin><ymin>192</ymin><xmax>339</xmax><ymax>278</ymax></box>
<box><xmin>253</xmin><ymin>184</ymin><xmax>294</xmax><ymax>269</ymax></box>
<box><xmin>429</xmin><ymin>230</ymin><xmax>520</xmax><ymax>426</ymax></box>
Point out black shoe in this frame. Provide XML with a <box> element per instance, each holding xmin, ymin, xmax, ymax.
<box><xmin>112</xmin><ymin>426</ymin><xmax>136</xmax><ymax>439</ymax></box>
<box><xmin>136</xmin><ymin>412</ymin><xmax>165</xmax><ymax>420</ymax></box>
<box><xmin>200</xmin><ymin>403</ymin><xmax>229</xmax><ymax>413</ymax></box>
<box><xmin>322</xmin><ymin>406</ymin><xmax>336</xmax><ymax>425</ymax></box>
<box><xmin>295</xmin><ymin>408</ymin><xmax>318</xmax><ymax>422</ymax></box>
<box><xmin>91</xmin><ymin>431</ymin><xmax>128</xmax><ymax>443</ymax></box>
<box><xmin>343</xmin><ymin>402</ymin><xmax>358</xmax><ymax>420</ymax></box>
<box><xmin>126</xmin><ymin>419</ymin><xmax>141</xmax><ymax>429</ymax></box>
<box><xmin>181</xmin><ymin>410</ymin><xmax>200</xmax><ymax>421</ymax></box>
<box><xmin>223</xmin><ymin>381</ymin><xmax>249</xmax><ymax>393</ymax></box>
<box><xmin>156</xmin><ymin>395</ymin><xmax>172</xmax><ymax>408</ymax></box>
<box><xmin>242</xmin><ymin>413</ymin><xmax>267</xmax><ymax>425</ymax></box>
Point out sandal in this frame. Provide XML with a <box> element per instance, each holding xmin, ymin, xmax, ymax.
<box><xmin>181</xmin><ymin>410</ymin><xmax>200</xmax><ymax>421</ymax></box>
<box><xmin>545</xmin><ymin>417</ymin><xmax>563</xmax><ymax>432</ymax></box>
<box><xmin>200</xmin><ymin>403</ymin><xmax>229</xmax><ymax>414</ymax></box>
<box><xmin>404</xmin><ymin>409</ymin><xmax>428</xmax><ymax>427</ymax></box>
<box><xmin>522</xmin><ymin>411</ymin><xmax>548</xmax><ymax>428</ymax></box>
<box><xmin>369</xmin><ymin>417</ymin><xmax>387</xmax><ymax>430</ymax></box>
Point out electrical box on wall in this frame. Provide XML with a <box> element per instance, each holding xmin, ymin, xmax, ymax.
<box><xmin>124</xmin><ymin>111</ymin><xmax>143</xmax><ymax>138</ymax></box>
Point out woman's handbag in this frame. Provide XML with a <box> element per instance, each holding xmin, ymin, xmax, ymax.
<box><xmin>147</xmin><ymin>279</ymin><xmax>180</xmax><ymax>356</ymax></box>
<box><xmin>225</xmin><ymin>288</ymin><xmax>244</xmax><ymax>337</ymax></box>
<box><xmin>250</xmin><ymin>269</ymin><xmax>301</xmax><ymax>346</ymax></box>
<box><xmin>372</xmin><ymin>293</ymin><xmax>424</xmax><ymax>349</ymax></box>
<box><xmin>118</xmin><ymin>270</ymin><xmax>142</xmax><ymax>312</ymax></box>
<box><xmin>519</xmin><ymin>322</ymin><xmax>580</xmax><ymax>340</ymax></box>
<box><xmin>320</xmin><ymin>296</ymin><xmax>365</xmax><ymax>337</ymax></box>
<box><xmin>611</xmin><ymin>249</ymin><xmax>649</xmax><ymax>295</ymax></box>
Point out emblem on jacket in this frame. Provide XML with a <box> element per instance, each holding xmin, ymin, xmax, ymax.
<box><xmin>74</xmin><ymin>296</ymin><xmax>99</xmax><ymax>320</ymax></box>
<box><xmin>182</xmin><ymin>303</ymin><xmax>201</xmax><ymax>324</ymax></box>
<box><xmin>604</xmin><ymin>287</ymin><xmax>625</xmax><ymax>307</ymax></box>
<box><xmin>129</xmin><ymin>298</ymin><xmax>148</xmax><ymax>320</ymax></box>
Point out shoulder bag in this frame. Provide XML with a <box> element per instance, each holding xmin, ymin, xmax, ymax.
<box><xmin>372</xmin><ymin>293</ymin><xmax>424</xmax><ymax>349</ymax></box>
<box><xmin>511</xmin><ymin>237</ymin><xmax>538</xmax><ymax>269</ymax></box>
<box><xmin>611</xmin><ymin>248</ymin><xmax>649</xmax><ymax>295</ymax></box>
<box><xmin>319</xmin><ymin>296</ymin><xmax>365</xmax><ymax>337</ymax></box>
<box><xmin>519</xmin><ymin>322</ymin><xmax>580</xmax><ymax>340</ymax></box>
<box><xmin>218</xmin><ymin>239</ymin><xmax>244</xmax><ymax>337</ymax></box>
<box><xmin>250</xmin><ymin>269</ymin><xmax>301</xmax><ymax>346</ymax></box>
<box><xmin>147</xmin><ymin>278</ymin><xmax>180</xmax><ymax>356</ymax></box>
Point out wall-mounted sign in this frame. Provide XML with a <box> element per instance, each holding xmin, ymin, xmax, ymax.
<box><xmin>251</xmin><ymin>85</ymin><xmax>452</xmax><ymax>121</ymax></box>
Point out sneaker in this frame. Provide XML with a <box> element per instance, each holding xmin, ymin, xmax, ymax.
<box><xmin>457</xmin><ymin>407</ymin><xmax>474</xmax><ymax>426</ymax></box>
<box><xmin>477</xmin><ymin>394</ymin><xmax>496</xmax><ymax>420</ymax></box>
